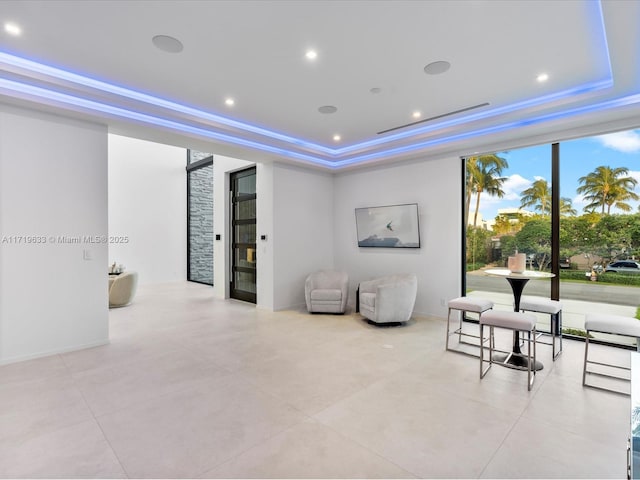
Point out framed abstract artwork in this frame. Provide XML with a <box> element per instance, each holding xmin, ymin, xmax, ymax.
<box><xmin>355</xmin><ymin>203</ymin><xmax>420</xmax><ymax>248</ymax></box>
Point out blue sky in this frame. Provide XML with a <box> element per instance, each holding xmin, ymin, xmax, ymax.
<box><xmin>477</xmin><ymin>128</ymin><xmax>640</xmax><ymax>222</ymax></box>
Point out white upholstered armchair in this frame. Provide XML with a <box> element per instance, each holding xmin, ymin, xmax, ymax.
<box><xmin>305</xmin><ymin>270</ymin><xmax>349</xmax><ymax>314</ymax></box>
<box><xmin>358</xmin><ymin>273</ymin><xmax>417</xmax><ymax>324</ymax></box>
<box><xmin>109</xmin><ymin>271</ymin><xmax>139</xmax><ymax>308</ymax></box>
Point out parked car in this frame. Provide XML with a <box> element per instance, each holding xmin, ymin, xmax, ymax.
<box><xmin>604</xmin><ymin>260</ymin><xmax>640</xmax><ymax>274</ymax></box>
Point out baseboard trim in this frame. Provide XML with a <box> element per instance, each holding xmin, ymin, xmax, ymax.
<box><xmin>0</xmin><ymin>338</ymin><xmax>110</xmax><ymax>366</ymax></box>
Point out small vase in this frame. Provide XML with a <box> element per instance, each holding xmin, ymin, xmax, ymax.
<box><xmin>508</xmin><ymin>253</ymin><xmax>526</xmax><ymax>273</ymax></box>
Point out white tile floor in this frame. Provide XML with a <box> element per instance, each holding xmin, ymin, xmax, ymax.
<box><xmin>0</xmin><ymin>282</ymin><xmax>630</xmax><ymax>478</ymax></box>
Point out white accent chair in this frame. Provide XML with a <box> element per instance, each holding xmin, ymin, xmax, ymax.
<box><xmin>358</xmin><ymin>274</ymin><xmax>417</xmax><ymax>324</ymax></box>
<box><xmin>109</xmin><ymin>271</ymin><xmax>139</xmax><ymax>308</ymax></box>
<box><xmin>305</xmin><ymin>270</ymin><xmax>349</xmax><ymax>314</ymax></box>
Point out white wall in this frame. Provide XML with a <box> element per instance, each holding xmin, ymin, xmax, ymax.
<box><xmin>334</xmin><ymin>157</ymin><xmax>461</xmax><ymax>317</ymax></box>
<box><xmin>212</xmin><ymin>159</ymin><xmax>333</xmax><ymax>311</ymax></box>
<box><xmin>108</xmin><ymin>134</ymin><xmax>186</xmax><ymax>285</ymax></box>
<box><xmin>213</xmin><ymin>155</ymin><xmax>456</xmax><ymax>315</ymax></box>
<box><xmin>272</xmin><ymin>163</ymin><xmax>334</xmax><ymax>310</ymax></box>
<box><xmin>256</xmin><ymin>162</ymin><xmax>275</xmax><ymax>310</ymax></box>
<box><xmin>0</xmin><ymin>104</ymin><xmax>109</xmax><ymax>364</ymax></box>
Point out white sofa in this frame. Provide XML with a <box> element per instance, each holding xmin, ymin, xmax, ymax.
<box><xmin>305</xmin><ymin>270</ymin><xmax>349</xmax><ymax>314</ymax></box>
<box><xmin>359</xmin><ymin>273</ymin><xmax>417</xmax><ymax>324</ymax></box>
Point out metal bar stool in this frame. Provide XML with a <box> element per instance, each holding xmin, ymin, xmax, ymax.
<box><xmin>519</xmin><ymin>295</ymin><xmax>563</xmax><ymax>360</ymax></box>
<box><xmin>583</xmin><ymin>313</ymin><xmax>640</xmax><ymax>395</ymax></box>
<box><xmin>446</xmin><ymin>297</ymin><xmax>493</xmax><ymax>357</ymax></box>
<box><xmin>480</xmin><ymin>310</ymin><xmax>538</xmax><ymax>391</ymax></box>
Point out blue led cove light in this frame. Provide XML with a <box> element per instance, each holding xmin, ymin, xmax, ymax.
<box><xmin>0</xmin><ymin>43</ymin><xmax>612</xmax><ymax>158</ymax></box>
<box><xmin>334</xmin><ymin>93</ymin><xmax>640</xmax><ymax>168</ymax></box>
<box><xmin>1</xmin><ymin>73</ymin><xmax>638</xmax><ymax>170</ymax></box>
<box><xmin>0</xmin><ymin>0</ymin><xmax>613</xmax><ymax>160</ymax></box>
<box><xmin>0</xmin><ymin>77</ymin><xmax>336</xmax><ymax>167</ymax></box>
<box><xmin>0</xmin><ymin>0</ymin><xmax>624</xmax><ymax>168</ymax></box>
<box><xmin>0</xmin><ymin>51</ymin><xmax>336</xmax><ymax>155</ymax></box>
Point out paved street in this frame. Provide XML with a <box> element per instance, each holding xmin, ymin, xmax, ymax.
<box><xmin>465</xmin><ymin>270</ymin><xmax>639</xmax><ymax>335</ymax></box>
<box><xmin>466</xmin><ymin>272</ymin><xmax>639</xmax><ymax>306</ymax></box>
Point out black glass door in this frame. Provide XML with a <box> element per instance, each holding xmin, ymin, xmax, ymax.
<box><xmin>230</xmin><ymin>167</ymin><xmax>256</xmax><ymax>303</ymax></box>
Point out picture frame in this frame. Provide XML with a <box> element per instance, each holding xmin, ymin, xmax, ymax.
<box><xmin>355</xmin><ymin>203</ymin><xmax>420</xmax><ymax>248</ymax></box>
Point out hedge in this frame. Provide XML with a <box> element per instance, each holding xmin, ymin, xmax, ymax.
<box><xmin>559</xmin><ymin>270</ymin><xmax>640</xmax><ymax>286</ymax></box>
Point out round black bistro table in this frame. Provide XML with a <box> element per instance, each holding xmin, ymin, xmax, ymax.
<box><xmin>483</xmin><ymin>268</ymin><xmax>555</xmax><ymax>371</ymax></box>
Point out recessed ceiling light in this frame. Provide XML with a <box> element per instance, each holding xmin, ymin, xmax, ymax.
<box><xmin>537</xmin><ymin>73</ymin><xmax>549</xmax><ymax>83</ymax></box>
<box><xmin>305</xmin><ymin>50</ymin><xmax>318</xmax><ymax>60</ymax></box>
<box><xmin>333</xmin><ymin>134</ymin><xmax>341</xmax><ymax>142</ymax></box>
<box><xmin>412</xmin><ymin>111</ymin><xmax>421</xmax><ymax>119</ymax></box>
<box><xmin>225</xmin><ymin>98</ymin><xmax>235</xmax><ymax>106</ymax></box>
<box><xmin>4</xmin><ymin>22</ymin><xmax>22</xmax><ymax>36</ymax></box>
<box><xmin>152</xmin><ymin>35</ymin><xmax>183</xmax><ymax>53</ymax></box>
<box><xmin>318</xmin><ymin>105</ymin><xmax>337</xmax><ymax>114</ymax></box>
<box><xmin>424</xmin><ymin>61</ymin><xmax>451</xmax><ymax>75</ymax></box>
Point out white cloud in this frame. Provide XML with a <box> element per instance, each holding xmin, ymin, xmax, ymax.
<box><xmin>594</xmin><ymin>130</ymin><xmax>640</xmax><ymax>153</ymax></box>
<box><xmin>572</xmin><ymin>194</ymin><xmax>587</xmax><ymax>209</ymax></box>
<box><xmin>500</xmin><ymin>173</ymin><xmax>533</xmax><ymax>201</ymax></box>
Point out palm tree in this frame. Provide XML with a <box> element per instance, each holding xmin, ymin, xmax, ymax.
<box><xmin>520</xmin><ymin>180</ymin><xmax>577</xmax><ymax>216</ymax></box>
<box><xmin>577</xmin><ymin>166</ymin><xmax>639</xmax><ymax>214</ymax></box>
<box><xmin>465</xmin><ymin>154</ymin><xmax>508</xmax><ymax>227</ymax></box>
<box><xmin>603</xmin><ymin>184</ymin><xmax>639</xmax><ymax>213</ymax></box>
<box><xmin>464</xmin><ymin>157</ymin><xmax>479</xmax><ymax>226</ymax></box>
<box><xmin>520</xmin><ymin>180</ymin><xmax>577</xmax><ymax>217</ymax></box>
<box><xmin>520</xmin><ymin>179</ymin><xmax>551</xmax><ymax>215</ymax></box>
<box><xmin>559</xmin><ymin>197</ymin><xmax>577</xmax><ymax>216</ymax></box>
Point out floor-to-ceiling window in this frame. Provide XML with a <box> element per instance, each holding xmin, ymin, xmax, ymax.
<box><xmin>187</xmin><ymin>150</ymin><xmax>214</xmax><ymax>285</ymax></box>
<box><xmin>463</xmin><ymin>128</ymin><xmax>640</xmax><ymax>346</ymax></box>
<box><xmin>464</xmin><ymin>146</ymin><xmax>554</xmax><ymax>329</ymax></box>
<box><xmin>559</xmin><ymin>133</ymin><xmax>640</xmax><ymax>345</ymax></box>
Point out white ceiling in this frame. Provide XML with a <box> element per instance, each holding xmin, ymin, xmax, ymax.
<box><xmin>0</xmin><ymin>0</ymin><xmax>639</xmax><ymax>170</ymax></box>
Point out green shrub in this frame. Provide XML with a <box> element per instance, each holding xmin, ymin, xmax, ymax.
<box><xmin>559</xmin><ymin>270</ymin><xmax>594</xmax><ymax>282</ymax></box>
<box><xmin>559</xmin><ymin>270</ymin><xmax>640</xmax><ymax>286</ymax></box>
<box><xmin>466</xmin><ymin>262</ymin><xmax>486</xmax><ymax>272</ymax></box>
<box><xmin>595</xmin><ymin>272</ymin><xmax>640</xmax><ymax>286</ymax></box>
<box><xmin>562</xmin><ymin>328</ymin><xmax>593</xmax><ymax>338</ymax></box>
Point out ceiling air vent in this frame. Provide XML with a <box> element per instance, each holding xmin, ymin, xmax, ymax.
<box><xmin>377</xmin><ymin>102</ymin><xmax>490</xmax><ymax>135</ymax></box>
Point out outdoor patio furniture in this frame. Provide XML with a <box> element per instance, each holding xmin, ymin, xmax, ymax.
<box><xmin>446</xmin><ymin>296</ymin><xmax>494</xmax><ymax>357</ymax></box>
<box><xmin>480</xmin><ymin>310</ymin><xmax>538</xmax><ymax>391</ymax></box>
<box><xmin>583</xmin><ymin>313</ymin><xmax>640</xmax><ymax>395</ymax></box>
